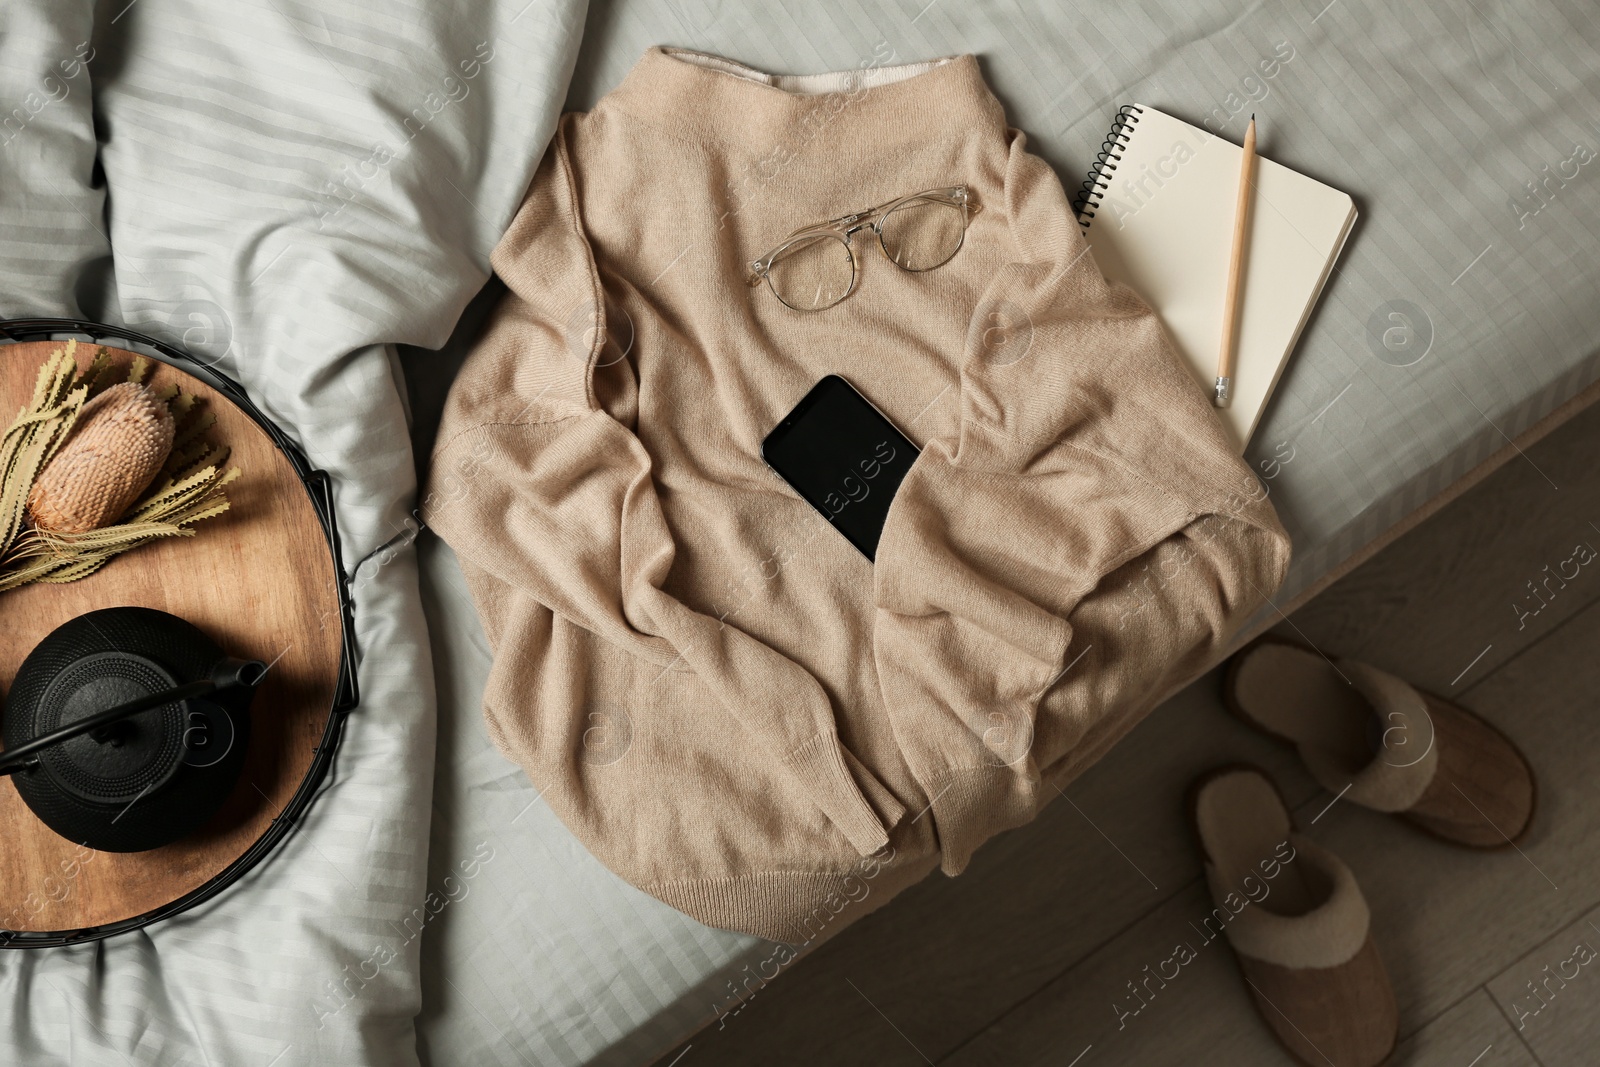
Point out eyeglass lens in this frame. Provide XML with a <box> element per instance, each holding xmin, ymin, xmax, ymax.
<box><xmin>765</xmin><ymin>194</ymin><xmax>967</xmax><ymax>310</ymax></box>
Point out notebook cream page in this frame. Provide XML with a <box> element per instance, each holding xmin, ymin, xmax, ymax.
<box><xmin>1082</xmin><ymin>104</ymin><xmax>1357</xmax><ymax>450</ymax></box>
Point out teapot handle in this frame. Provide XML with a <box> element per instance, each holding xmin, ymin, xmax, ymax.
<box><xmin>0</xmin><ymin>658</ymin><xmax>266</xmax><ymax>777</ymax></box>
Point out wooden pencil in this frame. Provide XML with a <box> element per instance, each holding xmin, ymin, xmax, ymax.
<box><xmin>1214</xmin><ymin>114</ymin><xmax>1256</xmax><ymax>408</ymax></box>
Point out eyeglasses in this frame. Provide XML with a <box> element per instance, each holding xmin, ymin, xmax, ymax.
<box><xmin>747</xmin><ymin>185</ymin><xmax>974</xmax><ymax>311</ymax></box>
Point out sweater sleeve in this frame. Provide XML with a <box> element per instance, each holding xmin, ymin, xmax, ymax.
<box><xmin>422</xmin><ymin>116</ymin><xmax>899</xmax><ymax>858</ymax></box>
<box><xmin>869</xmin><ymin>129</ymin><xmax>1291</xmax><ymax>873</ymax></box>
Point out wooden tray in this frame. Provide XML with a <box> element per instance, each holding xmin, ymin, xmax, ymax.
<box><xmin>0</xmin><ymin>340</ymin><xmax>346</xmax><ymax>936</ymax></box>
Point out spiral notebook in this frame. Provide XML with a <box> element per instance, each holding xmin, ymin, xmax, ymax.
<box><xmin>1074</xmin><ymin>104</ymin><xmax>1357</xmax><ymax>449</ymax></box>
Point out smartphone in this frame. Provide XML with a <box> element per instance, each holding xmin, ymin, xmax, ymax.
<box><xmin>762</xmin><ymin>375</ymin><xmax>919</xmax><ymax>561</ymax></box>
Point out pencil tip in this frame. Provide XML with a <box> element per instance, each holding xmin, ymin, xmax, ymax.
<box><xmin>1251</xmin><ymin>113</ymin><xmax>1256</xmax><ymax>121</ymax></box>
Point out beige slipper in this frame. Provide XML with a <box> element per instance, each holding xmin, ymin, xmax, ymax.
<box><xmin>1190</xmin><ymin>765</ymin><xmax>1398</xmax><ymax>1067</ymax></box>
<box><xmin>1224</xmin><ymin>636</ymin><xmax>1536</xmax><ymax>848</ymax></box>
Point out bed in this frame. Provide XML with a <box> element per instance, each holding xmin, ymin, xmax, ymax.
<box><xmin>4</xmin><ymin>0</ymin><xmax>1599</xmax><ymax>1064</ymax></box>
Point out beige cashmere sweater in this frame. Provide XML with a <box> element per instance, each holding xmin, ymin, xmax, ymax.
<box><xmin>424</xmin><ymin>47</ymin><xmax>1291</xmax><ymax>943</ymax></box>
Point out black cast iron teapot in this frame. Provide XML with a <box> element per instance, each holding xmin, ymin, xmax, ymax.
<box><xmin>0</xmin><ymin>607</ymin><xmax>264</xmax><ymax>852</ymax></box>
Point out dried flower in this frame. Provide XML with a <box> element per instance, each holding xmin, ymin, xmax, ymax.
<box><xmin>28</xmin><ymin>382</ymin><xmax>176</xmax><ymax>534</ymax></box>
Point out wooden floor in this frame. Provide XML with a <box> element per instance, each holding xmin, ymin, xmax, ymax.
<box><xmin>662</xmin><ymin>398</ymin><xmax>1600</xmax><ymax>1067</ymax></box>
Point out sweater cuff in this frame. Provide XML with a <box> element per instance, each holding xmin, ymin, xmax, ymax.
<box><xmin>923</xmin><ymin>764</ymin><xmax>1039</xmax><ymax>875</ymax></box>
<box><xmin>783</xmin><ymin>733</ymin><xmax>896</xmax><ymax>856</ymax></box>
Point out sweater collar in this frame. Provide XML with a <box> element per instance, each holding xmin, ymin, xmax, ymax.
<box><xmin>603</xmin><ymin>46</ymin><xmax>1002</xmax><ymax>152</ymax></box>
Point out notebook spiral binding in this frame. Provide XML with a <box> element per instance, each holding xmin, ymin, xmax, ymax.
<box><xmin>1072</xmin><ymin>103</ymin><xmax>1144</xmax><ymax>229</ymax></box>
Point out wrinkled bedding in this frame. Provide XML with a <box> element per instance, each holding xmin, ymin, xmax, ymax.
<box><xmin>0</xmin><ymin>0</ymin><xmax>583</xmax><ymax>1063</ymax></box>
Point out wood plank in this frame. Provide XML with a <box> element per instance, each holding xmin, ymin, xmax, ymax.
<box><xmin>1390</xmin><ymin>990</ymin><xmax>1538</xmax><ymax>1067</ymax></box>
<box><xmin>1279</xmin><ymin>397</ymin><xmax>1600</xmax><ymax>694</ymax></box>
<box><xmin>945</xmin><ymin>924</ymin><xmax>1542</xmax><ymax>1067</ymax></box>
<box><xmin>941</xmin><ymin>880</ymin><xmax>1289</xmax><ymax>1067</ymax></box>
<box><xmin>0</xmin><ymin>340</ymin><xmax>343</xmax><ymax>934</ymax></box>
<box><xmin>1485</xmin><ymin>902</ymin><xmax>1600</xmax><ymax>1066</ymax></box>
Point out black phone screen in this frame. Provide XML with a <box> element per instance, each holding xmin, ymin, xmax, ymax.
<box><xmin>761</xmin><ymin>375</ymin><xmax>919</xmax><ymax>561</ymax></box>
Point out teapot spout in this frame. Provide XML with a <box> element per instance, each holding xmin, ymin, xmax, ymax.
<box><xmin>210</xmin><ymin>657</ymin><xmax>268</xmax><ymax>691</ymax></box>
